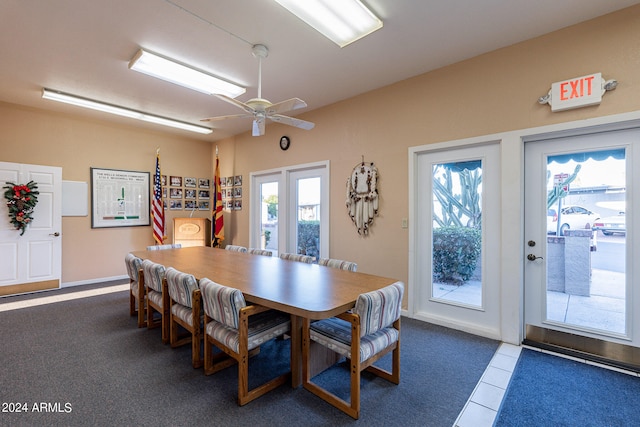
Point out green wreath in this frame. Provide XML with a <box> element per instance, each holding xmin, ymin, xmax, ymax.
<box><xmin>3</xmin><ymin>181</ymin><xmax>39</xmax><ymax>236</ymax></box>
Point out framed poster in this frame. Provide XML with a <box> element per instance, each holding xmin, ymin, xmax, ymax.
<box><xmin>90</xmin><ymin>167</ymin><xmax>150</xmax><ymax>228</ymax></box>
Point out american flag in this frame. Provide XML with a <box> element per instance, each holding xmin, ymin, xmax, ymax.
<box><xmin>152</xmin><ymin>150</ymin><xmax>165</xmax><ymax>244</ymax></box>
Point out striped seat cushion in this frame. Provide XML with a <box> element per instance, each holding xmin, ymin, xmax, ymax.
<box><xmin>147</xmin><ymin>289</ymin><xmax>163</xmax><ymax>308</ymax></box>
<box><xmin>171</xmin><ymin>304</ymin><xmax>200</xmax><ymax>327</ymax></box>
<box><xmin>225</xmin><ymin>245</ymin><xmax>247</xmax><ymax>253</ymax></box>
<box><xmin>355</xmin><ymin>281</ymin><xmax>404</xmax><ymax>337</ymax></box>
<box><xmin>131</xmin><ymin>281</ymin><xmax>140</xmax><ymax>297</ymax></box>
<box><xmin>318</xmin><ymin>258</ymin><xmax>357</xmax><ymax>272</ymax></box>
<box><xmin>166</xmin><ymin>267</ymin><xmax>198</xmax><ymax>308</ymax></box>
<box><xmin>248</xmin><ymin>248</ymin><xmax>272</xmax><ymax>257</ymax></box>
<box><xmin>205</xmin><ymin>310</ymin><xmax>291</xmax><ymax>353</ymax></box>
<box><xmin>309</xmin><ymin>317</ymin><xmax>399</xmax><ymax>362</ymax></box>
<box><xmin>146</xmin><ymin>244</ymin><xmax>182</xmax><ymax>250</ymax></box>
<box><xmin>279</xmin><ymin>253</ymin><xmax>316</xmax><ymax>264</ymax></box>
<box><xmin>200</xmin><ymin>278</ymin><xmax>245</xmax><ymax>329</ymax></box>
<box><xmin>125</xmin><ymin>253</ymin><xmax>142</xmax><ymax>284</ymax></box>
<box><xmin>142</xmin><ymin>260</ymin><xmax>166</xmax><ymax>293</ymax></box>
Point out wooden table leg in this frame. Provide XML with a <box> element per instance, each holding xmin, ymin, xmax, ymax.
<box><xmin>290</xmin><ymin>315</ymin><xmax>302</xmax><ymax>387</ymax></box>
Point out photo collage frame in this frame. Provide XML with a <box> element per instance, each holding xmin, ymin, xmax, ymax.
<box><xmin>221</xmin><ymin>175</ymin><xmax>242</xmax><ymax>210</ymax></box>
<box><xmin>162</xmin><ymin>175</ymin><xmax>211</xmax><ymax>211</ymax></box>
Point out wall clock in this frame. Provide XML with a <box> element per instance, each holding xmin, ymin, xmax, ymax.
<box><xmin>279</xmin><ymin>136</ymin><xmax>290</xmax><ymax>151</ymax></box>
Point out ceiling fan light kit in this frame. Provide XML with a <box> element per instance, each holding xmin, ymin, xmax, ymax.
<box><xmin>202</xmin><ymin>44</ymin><xmax>315</xmax><ymax>136</ymax></box>
<box><xmin>273</xmin><ymin>0</ymin><xmax>382</xmax><ymax>47</ymax></box>
<box><xmin>128</xmin><ymin>49</ymin><xmax>246</xmax><ymax>98</ymax></box>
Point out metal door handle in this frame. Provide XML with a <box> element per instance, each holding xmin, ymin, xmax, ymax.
<box><xmin>49</xmin><ymin>232</ymin><xmax>60</xmax><ymax>237</ymax></box>
<box><xmin>527</xmin><ymin>254</ymin><xmax>543</xmax><ymax>261</ymax></box>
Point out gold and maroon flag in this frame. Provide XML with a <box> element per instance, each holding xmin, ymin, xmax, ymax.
<box><xmin>212</xmin><ymin>152</ymin><xmax>224</xmax><ymax>246</ymax></box>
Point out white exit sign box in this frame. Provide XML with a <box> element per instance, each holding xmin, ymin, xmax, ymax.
<box><xmin>551</xmin><ymin>73</ymin><xmax>602</xmax><ymax>112</ymax></box>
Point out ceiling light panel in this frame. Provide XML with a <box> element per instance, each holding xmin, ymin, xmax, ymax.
<box><xmin>42</xmin><ymin>88</ymin><xmax>213</xmax><ymax>134</ymax></box>
<box><xmin>273</xmin><ymin>0</ymin><xmax>382</xmax><ymax>47</ymax></box>
<box><xmin>129</xmin><ymin>49</ymin><xmax>246</xmax><ymax>98</ymax></box>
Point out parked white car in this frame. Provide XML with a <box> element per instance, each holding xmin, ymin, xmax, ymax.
<box><xmin>547</xmin><ymin>205</ymin><xmax>600</xmax><ymax>235</ymax></box>
<box><xmin>593</xmin><ymin>212</ymin><xmax>626</xmax><ymax>236</ymax></box>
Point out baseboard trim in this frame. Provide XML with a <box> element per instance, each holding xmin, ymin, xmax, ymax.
<box><xmin>62</xmin><ymin>275</ymin><xmax>128</xmax><ymax>288</ymax></box>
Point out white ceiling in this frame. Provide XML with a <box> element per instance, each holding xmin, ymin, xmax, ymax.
<box><xmin>2</xmin><ymin>0</ymin><xmax>639</xmax><ymax>141</ymax></box>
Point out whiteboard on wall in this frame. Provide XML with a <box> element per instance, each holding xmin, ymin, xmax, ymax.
<box><xmin>62</xmin><ymin>180</ymin><xmax>88</xmax><ymax>216</ymax></box>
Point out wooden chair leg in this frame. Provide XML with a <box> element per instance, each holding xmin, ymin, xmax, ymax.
<box><xmin>137</xmin><ymin>271</ymin><xmax>147</xmax><ymax>328</ymax></box>
<box><xmin>161</xmin><ymin>281</ymin><xmax>169</xmax><ymax>344</ymax></box>
<box><xmin>191</xmin><ymin>329</ymin><xmax>202</xmax><ymax>368</ymax></box>
<box><xmin>129</xmin><ymin>288</ymin><xmax>135</xmax><ymax>316</ymax></box>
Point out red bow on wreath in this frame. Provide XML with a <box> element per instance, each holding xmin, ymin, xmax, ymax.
<box><xmin>3</xmin><ymin>181</ymin><xmax>39</xmax><ymax>236</ymax></box>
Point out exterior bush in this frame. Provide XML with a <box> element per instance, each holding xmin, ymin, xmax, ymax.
<box><xmin>432</xmin><ymin>226</ymin><xmax>481</xmax><ymax>283</ymax></box>
<box><xmin>297</xmin><ymin>220</ymin><xmax>320</xmax><ymax>258</ymax></box>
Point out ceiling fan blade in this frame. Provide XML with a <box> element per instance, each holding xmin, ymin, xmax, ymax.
<box><xmin>270</xmin><ymin>114</ymin><xmax>315</xmax><ymax>130</ymax></box>
<box><xmin>252</xmin><ymin>118</ymin><xmax>265</xmax><ymax>136</ymax></box>
<box><xmin>214</xmin><ymin>94</ymin><xmax>255</xmax><ymax>114</ymax></box>
<box><xmin>266</xmin><ymin>98</ymin><xmax>308</xmax><ymax>115</ymax></box>
<box><xmin>200</xmin><ymin>113</ymin><xmax>252</xmax><ymax>122</ymax></box>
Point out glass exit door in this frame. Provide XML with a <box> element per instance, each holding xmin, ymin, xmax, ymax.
<box><xmin>524</xmin><ymin>128</ymin><xmax>639</xmax><ymax>367</ymax></box>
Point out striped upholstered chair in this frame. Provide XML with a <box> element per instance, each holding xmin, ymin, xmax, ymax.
<box><xmin>142</xmin><ymin>259</ymin><xmax>169</xmax><ymax>344</ymax></box>
<box><xmin>302</xmin><ymin>281</ymin><xmax>404</xmax><ymax>419</ymax></box>
<box><xmin>125</xmin><ymin>253</ymin><xmax>146</xmax><ymax>328</ymax></box>
<box><xmin>224</xmin><ymin>245</ymin><xmax>248</xmax><ymax>253</ymax></box>
<box><xmin>166</xmin><ymin>267</ymin><xmax>203</xmax><ymax>368</ymax></box>
<box><xmin>248</xmin><ymin>248</ymin><xmax>272</xmax><ymax>257</ymax></box>
<box><xmin>279</xmin><ymin>253</ymin><xmax>316</xmax><ymax>264</ymax></box>
<box><xmin>200</xmin><ymin>278</ymin><xmax>292</xmax><ymax>406</ymax></box>
<box><xmin>318</xmin><ymin>258</ymin><xmax>358</xmax><ymax>272</ymax></box>
<box><xmin>146</xmin><ymin>243</ymin><xmax>182</xmax><ymax>250</ymax></box>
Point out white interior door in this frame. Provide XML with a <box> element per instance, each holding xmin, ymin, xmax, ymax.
<box><xmin>524</xmin><ymin>128</ymin><xmax>639</xmax><ymax>350</ymax></box>
<box><xmin>0</xmin><ymin>162</ymin><xmax>62</xmax><ymax>295</ymax></box>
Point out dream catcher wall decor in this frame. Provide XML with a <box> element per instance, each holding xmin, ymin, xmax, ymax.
<box><xmin>345</xmin><ymin>159</ymin><xmax>379</xmax><ymax>235</ymax></box>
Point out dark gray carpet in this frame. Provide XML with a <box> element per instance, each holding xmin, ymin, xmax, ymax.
<box><xmin>495</xmin><ymin>348</ymin><xmax>640</xmax><ymax>426</ymax></box>
<box><xmin>0</xmin><ymin>284</ymin><xmax>498</xmax><ymax>426</ymax></box>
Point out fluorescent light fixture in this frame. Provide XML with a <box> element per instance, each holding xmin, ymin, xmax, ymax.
<box><xmin>273</xmin><ymin>0</ymin><xmax>382</xmax><ymax>47</ymax></box>
<box><xmin>129</xmin><ymin>49</ymin><xmax>246</xmax><ymax>98</ymax></box>
<box><xmin>42</xmin><ymin>88</ymin><xmax>213</xmax><ymax>134</ymax></box>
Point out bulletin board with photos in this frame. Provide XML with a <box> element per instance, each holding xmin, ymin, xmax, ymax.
<box><xmin>220</xmin><ymin>175</ymin><xmax>242</xmax><ymax>210</ymax></box>
<box><xmin>162</xmin><ymin>175</ymin><xmax>211</xmax><ymax>211</ymax></box>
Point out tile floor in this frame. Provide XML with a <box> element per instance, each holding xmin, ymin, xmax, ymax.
<box><xmin>454</xmin><ymin>343</ymin><xmax>521</xmax><ymax>427</ymax></box>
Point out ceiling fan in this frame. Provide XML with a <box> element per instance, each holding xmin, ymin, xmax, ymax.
<box><xmin>201</xmin><ymin>44</ymin><xmax>315</xmax><ymax>136</ymax></box>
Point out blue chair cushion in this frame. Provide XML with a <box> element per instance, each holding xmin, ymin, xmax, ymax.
<box><xmin>309</xmin><ymin>317</ymin><xmax>399</xmax><ymax>362</ymax></box>
<box><xmin>205</xmin><ymin>309</ymin><xmax>290</xmax><ymax>353</ymax></box>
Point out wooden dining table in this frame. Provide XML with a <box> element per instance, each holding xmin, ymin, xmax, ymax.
<box><xmin>131</xmin><ymin>246</ymin><xmax>400</xmax><ymax>386</ymax></box>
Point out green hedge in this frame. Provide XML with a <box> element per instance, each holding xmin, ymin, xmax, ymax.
<box><xmin>432</xmin><ymin>226</ymin><xmax>481</xmax><ymax>283</ymax></box>
<box><xmin>298</xmin><ymin>220</ymin><xmax>320</xmax><ymax>258</ymax></box>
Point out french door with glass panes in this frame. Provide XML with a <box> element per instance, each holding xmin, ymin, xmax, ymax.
<box><xmin>250</xmin><ymin>161</ymin><xmax>329</xmax><ymax>259</ymax></box>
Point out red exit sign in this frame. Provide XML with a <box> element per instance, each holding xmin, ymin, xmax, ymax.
<box><xmin>550</xmin><ymin>73</ymin><xmax>602</xmax><ymax>112</ymax></box>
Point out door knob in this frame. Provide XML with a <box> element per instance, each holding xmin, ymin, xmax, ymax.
<box><xmin>527</xmin><ymin>254</ymin><xmax>543</xmax><ymax>261</ymax></box>
<box><xmin>49</xmin><ymin>232</ymin><xmax>60</xmax><ymax>237</ymax></box>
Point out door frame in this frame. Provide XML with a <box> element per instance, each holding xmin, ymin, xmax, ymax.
<box><xmin>408</xmin><ymin>110</ymin><xmax>640</xmax><ymax>345</ymax></box>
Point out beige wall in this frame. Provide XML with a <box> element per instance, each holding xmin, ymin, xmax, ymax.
<box><xmin>216</xmin><ymin>6</ymin><xmax>640</xmax><ymax>287</ymax></box>
<box><xmin>0</xmin><ymin>103</ymin><xmax>213</xmax><ymax>283</ymax></box>
<box><xmin>1</xmin><ymin>6</ymin><xmax>639</xmax><ymax>291</ymax></box>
